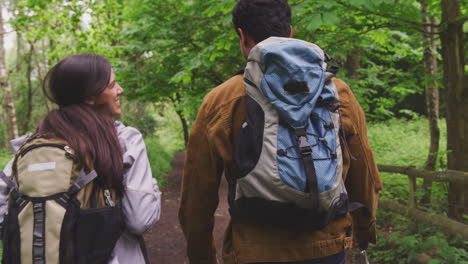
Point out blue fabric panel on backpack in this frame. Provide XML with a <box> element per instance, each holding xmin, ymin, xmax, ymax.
<box><xmin>260</xmin><ymin>39</ymin><xmax>339</xmax><ymax>193</ymax></box>
<box><xmin>260</xmin><ymin>40</ymin><xmax>325</xmax><ymax>129</ymax></box>
<box><xmin>277</xmin><ymin>108</ymin><xmax>337</xmax><ymax>193</ymax></box>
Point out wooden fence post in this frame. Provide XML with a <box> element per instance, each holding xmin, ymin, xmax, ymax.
<box><xmin>408</xmin><ymin>175</ymin><xmax>417</xmax><ymax>208</ymax></box>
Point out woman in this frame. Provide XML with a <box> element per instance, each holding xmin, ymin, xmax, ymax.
<box><xmin>0</xmin><ymin>54</ymin><xmax>161</xmax><ymax>263</ymax></box>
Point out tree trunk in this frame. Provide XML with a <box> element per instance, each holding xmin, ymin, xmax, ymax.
<box><xmin>22</xmin><ymin>41</ymin><xmax>35</xmax><ymax>134</ymax></box>
<box><xmin>440</xmin><ymin>0</ymin><xmax>467</xmax><ymax>220</ymax></box>
<box><xmin>0</xmin><ymin>4</ymin><xmax>19</xmax><ymax>140</ymax></box>
<box><xmin>172</xmin><ymin>94</ymin><xmax>189</xmax><ymax>148</ymax></box>
<box><xmin>419</xmin><ymin>1</ymin><xmax>440</xmax><ymax>207</ymax></box>
<box><xmin>343</xmin><ymin>47</ymin><xmax>361</xmax><ymax>79</ymax></box>
<box><xmin>175</xmin><ymin>108</ymin><xmax>189</xmax><ymax>148</ymax></box>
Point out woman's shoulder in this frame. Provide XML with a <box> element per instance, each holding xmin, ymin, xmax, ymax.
<box><xmin>115</xmin><ymin>121</ymin><xmax>143</xmax><ymax>137</ymax></box>
<box><xmin>114</xmin><ymin>121</ymin><xmax>145</xmax><ymax>150</ymax></box>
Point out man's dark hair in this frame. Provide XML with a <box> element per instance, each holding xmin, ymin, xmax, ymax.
<box><xmin>232</xmin><ymin>0</ymin><xmax>291</xmax><ymax>44</ymax></box>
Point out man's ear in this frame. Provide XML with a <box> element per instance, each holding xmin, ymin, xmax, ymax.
<box><xmin>237</xmin><ymin>28</ymin><xmax>256</xmax><ymax>56</ymax></box>
<box><xmin>238</xmin><ymin>28</ymin><xmax>252</xmax><ymax>47</ymax></box>
<box><xmin>289</xmin><ymin>25</ymin><xmax>294</xmax><ymax>38</ymax></box>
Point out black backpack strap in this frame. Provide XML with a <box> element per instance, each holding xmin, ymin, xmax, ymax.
<box><xmin>137</xmin><ymin>235</ymin><xmax>150</xmax><ymax>264</ymax></box>
<box><xmin>294</xmin><ymin>128</ymin><xmax>319</xmax><ymax>209</ymax></box>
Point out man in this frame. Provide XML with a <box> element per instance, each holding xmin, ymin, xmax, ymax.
<box><xmin>179</xmin><ymin>0</ymin><xmax>382</xmax><ymax>263</ymax></box>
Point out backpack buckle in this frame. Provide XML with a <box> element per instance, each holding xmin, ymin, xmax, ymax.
<box><xmin>295</xmin><ymin>128</ymin><xmax>312</xmax><ymax>157</ymax></box>
<box><xmin>298</xmin><ymin>135</ymin><xmax>312</xmax><ymax>156</ymax></box>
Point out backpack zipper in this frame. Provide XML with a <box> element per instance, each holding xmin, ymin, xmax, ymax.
<box><xmin>104</xmin><ymin>189</ymin><xmax>115</xmax><ymax>207</ymax></box>
<box><xmin>19</xmin><ymin>143</ymin><xmax>67</xmax><ymax>157</ymax></box>
<box><xmin>19</xmin><ymin>143</ymin><xmax>78</xmax><ymax>162</ymax></box>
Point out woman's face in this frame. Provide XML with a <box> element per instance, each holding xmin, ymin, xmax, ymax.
<box><xmin>89</xmin><ymin>70</ymin><xmax>124</xmax><ymax>117</ymax></box>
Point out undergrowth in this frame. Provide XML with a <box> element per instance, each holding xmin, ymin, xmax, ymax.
<box><xmin>144</xmin><ymin>136</ymin><xmax>175</xmax><ymax>188</ymax></box>
<box><xmin>366</xmin><ymin>118</ymin><xmax>467</xmax><ymax>263</ymax></box>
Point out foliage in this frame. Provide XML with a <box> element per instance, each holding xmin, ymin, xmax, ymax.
<box><xmin>142</xmin><ymin>104</ymin><xmax>185</xmax><ymax>187</ymax></box>
<box><xmin>2</xmin><ymin>0</ymin><xmax>461</xmax><ymax>143</ymax></box>
<box><xmin>290</xmin><ymin>0</ymin><xmax>429</xmax><ymax>120</ymax></box>
<box><xmin>118</xmin><ymin>0</ymin><xmax>244</xmax><ymax>135</ymax></box>
<box><xmin>119</xmin><ymin>101</ymin><xmax>157</xmax><ymax>137</ymax></box>
<box><xmin>0</xmin><ymin>151</ymin><xmax>11</xmax><ymax>169</ymax></box>
<box><xmin>116</xmin><ymin>0</ymin><xmax>434</xmax><ymax>124</ymax></box>
<box><xmin>369</xmin><ymin>210</ymin><xmax>468</xmax><ymax>264</ymax></box>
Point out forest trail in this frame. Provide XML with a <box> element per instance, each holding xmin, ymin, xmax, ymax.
<box><xmin>144</xmin><ymin>152</ymin><xmax>230</xmax><ymax>264</ymax></box>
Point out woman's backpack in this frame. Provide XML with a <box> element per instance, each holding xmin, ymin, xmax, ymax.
<box><xmin>0</xmin><ymin>136</ymin><xmax>124</xmax><ymax>264</ymax></box>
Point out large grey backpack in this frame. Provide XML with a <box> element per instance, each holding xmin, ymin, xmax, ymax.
<box><xmin>230</xmin><ymin>37</ymin><xmax>362</xmax><ymax>230</ymax></box>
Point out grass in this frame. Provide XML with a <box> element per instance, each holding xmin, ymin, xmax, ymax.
<box><xmin>0</xmin><ymin>152</ymin><xmax>11</xmax><ymax>170</ymax></box>
<box><xmin>367</xmin><ymin>117</ymin><xmax>447</xmax><ymax>168</ymax></box>
<box><xmin>145</xmin><ymin>136</ymin><xmax>177</xmax><ymax>188</ymax></box>
<box><xmin>364</xmin><ymin>118</ymin><xmax>467</xmax><ymax>263</ymax></box>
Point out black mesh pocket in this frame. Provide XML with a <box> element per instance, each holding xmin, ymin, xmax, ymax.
<box><xmin>2</xmin><ymin>203</ymin><xmax>21</xmax><ymax>264</ymax></box>
<box><xmin>233</xmin><ymin>96</ymin><xmax>265</xmax><ymax>178</ymax></box>
<box><xmin>74</xmin><ymin>204</ymin><xmax>124</xmax><ymax>264</ymax></box>
<box><xmin>60</xmin><ymin>198</ymin><xmax>80</xmax><ymax>264</ymax></box>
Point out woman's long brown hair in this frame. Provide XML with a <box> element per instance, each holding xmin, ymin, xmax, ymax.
<box><xmin>38</xmin><ymin>54</ymin><xmax>124</xmax><ymax>196</ymax></box>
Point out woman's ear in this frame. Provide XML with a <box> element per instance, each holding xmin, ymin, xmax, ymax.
<box><xmin>84</xmin><ymin>98</ymin><xmax>96</xmax><ymax>105</ymax></box>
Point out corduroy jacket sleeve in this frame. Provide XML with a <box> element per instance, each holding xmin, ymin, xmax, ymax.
<box><xmin>179</xmin><ymin>100</ymin><xmax>224</xmax><ymax>264</ymax></box>
<box><xmin>336</xmin><ymin>78</ymin><xmax>382</xmax><ymax>245</ymax></box>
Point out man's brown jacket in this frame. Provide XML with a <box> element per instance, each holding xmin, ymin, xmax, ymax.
<box><xmin>179</xmin><ymin>74</ymin><xmax>382</xmax><ymax>264</ymax></box>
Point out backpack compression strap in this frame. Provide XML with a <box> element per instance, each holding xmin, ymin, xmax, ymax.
<box><xmin>294</xmin><ymin>128</ymin><xmax>320</xmax><ymax>209</ymax></box>
<box><xmin>67</xmin><ymin>169</ymin><xmax>98</xmax><ymax>197</ymax></box>
<box><xmin>56</xmin><ymin>169</ymin><xmax>98</xmax><ymax>208</ymax></box>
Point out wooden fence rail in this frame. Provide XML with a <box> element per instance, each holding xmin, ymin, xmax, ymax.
<box><xmin>377</xmin><ymin>165</ymin><xmax>468</xmax><ymax>240</ymax></box>
<box><xmin>378</xmin><ymin>165</ymin><xmax>468</xmax><ymax>184</ymax></box>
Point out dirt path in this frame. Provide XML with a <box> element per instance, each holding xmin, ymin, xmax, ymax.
<box><xmin>144</xmin><ymin>152</ymin><xmax>230</xmax><ymax>264</ymax></box>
